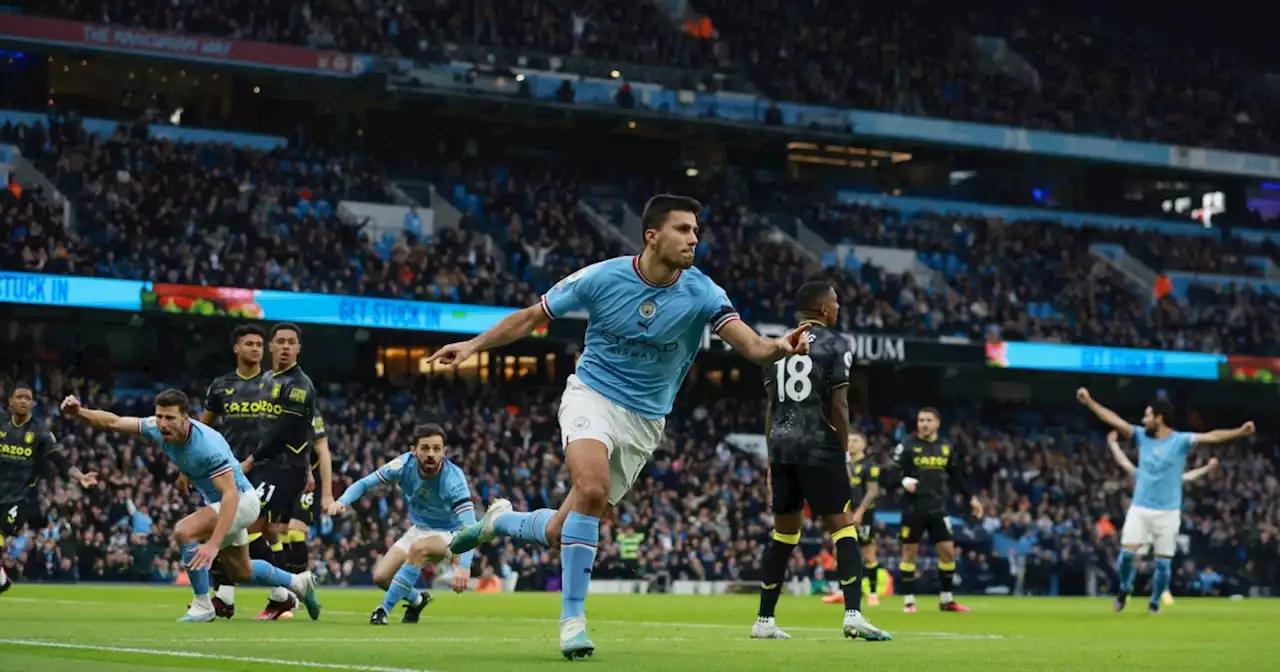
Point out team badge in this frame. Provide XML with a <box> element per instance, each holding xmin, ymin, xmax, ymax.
<box><xmin>638</xmin><ymin>300</ymin><xmax>657</xmax><ymax>319</ymax></box>
<box><xmin>571</xmin><ymin>417</ymin><xmax>590</xmax><ymax>430</ymax></box>
<box><xmin>272</xmin><ymin>383</ymin><xmax>282</xmax><ymax>399</ymax></box>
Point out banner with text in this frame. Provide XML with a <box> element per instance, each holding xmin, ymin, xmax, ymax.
<box><xmin>0</xmin><ymin>15</ymin><xmax>375</xmax><ymax>77</ymax></box>
<box><xmin>986</xmin><ymin>340</ymin><xmax>1225</xmax><ymax>380</ymax></box>
<box><xmin>702</xmin><ymin>323</ymin><xmax>982</xmax><ymax>367</ymax></box>
<box><xmin>0</xmin><ymin>271</ymin><xmax>517</xmax><ymax>335</ymax></box>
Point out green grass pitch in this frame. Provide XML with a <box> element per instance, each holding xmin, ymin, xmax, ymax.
<box><xmin>0</xmin><ymin>585</ymin><xmax>1272</xmax><ymax>671</ymax></box>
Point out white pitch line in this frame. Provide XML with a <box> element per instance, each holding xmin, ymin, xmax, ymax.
<box><xmin>0</xmin><ymin>639</ymin><xmax>436</xmax><ymax>672</ymax></box>
<box><xmin>2</xmin><ymin>595</ymin><xmax>1005</xmax><ymax>640</ymax></box>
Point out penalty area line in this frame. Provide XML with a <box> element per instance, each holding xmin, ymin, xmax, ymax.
<box><xmin>0</xmin><ymin>639</ymin><xmax>437</xmax><ymax>672</ymax></box>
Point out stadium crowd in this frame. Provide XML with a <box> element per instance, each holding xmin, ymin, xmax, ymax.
<box><xmin>2</xmin><ymin>342</ymin><xmax>1276</xmax><ymax>598</ymax></box>
<box><xmin>25</xmin><ymin>0</ymin><xmax>1278</xmax><ymax>152</ymax></box>
<box><xmin>6</xmin><ymin>113</ymin><xmax>1280</xmax><ymax>357</ymax></box>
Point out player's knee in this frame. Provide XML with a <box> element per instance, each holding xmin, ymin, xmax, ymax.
<box><xmin>573</xmin><ymin>479</ymin><xmax>610</xmax><ymax>510</ymax></box>
<box><xmin>226</xmin><ymin>561</ymin><xmax>253</xmax><ymax>583</ymax></box>
<box><xmin>174</xmin><ymin>521</ymin><xmax>199</xmax><ymax>545</ymax></box>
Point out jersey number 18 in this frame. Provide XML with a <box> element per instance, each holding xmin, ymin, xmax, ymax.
<box><xmin>773</xmin><ymin>355</ymin><xmax>814</xmax><ymax>402</ymax></box>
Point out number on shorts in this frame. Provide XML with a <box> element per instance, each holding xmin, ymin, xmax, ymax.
<box><xmin>773</xmin><ymin>355</ymin><xmax>813</xmax><ymax>402</ymax></box>
<box><xmin>299</xmin><ymin>492</ymin><xmax>314</xmax><ymax>509</ymax></box>
<box><xmin>256</xmin><ymin>482</ymin><xmax>276</xmax><ymax>504</ymax></box>
<box><xmin>858</xmin><ymin>525</ymin><xmax>872</xmax><ymax>540</ymax></box>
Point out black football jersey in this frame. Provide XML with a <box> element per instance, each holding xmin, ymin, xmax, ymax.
<box><xmin>893</xmin><ymin>434</ymin><xmax>972</xmax><ymax>514</ymax></box>
<box><xmin>849</xmin><ymin>459</ymin><xmax>882</xmax><ymax>510</ymax></box>
<box><xmin>254</xmin><ymin>363</ymin><xmax>317</xmax><ymax>472</ymax></box>
<box><xmin>204</xmin><ymin>369</ymin><xmax>266</xmax><ymax>460</ymax></box>
<box><xmin>764</xmin><ymin>323</ymin><xmax>852</xmax><ymax>467</ymax></box>
<box><xmin>0</xmin><ymin>414</ymin><xmax>65</xmax><ymax>502</ymax></box>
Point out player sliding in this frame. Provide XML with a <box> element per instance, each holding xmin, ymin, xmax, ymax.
<box><xmin>1076</xmin><ymin>388</ymin><xmax>1253</xmax><ymax>614</ymax></box>
<box><xmin>753</xmin><ymin>282</ymin><xmax>890</xmax><ymax>641</ymax></box>
<box><xmin>326</xmin><ymin>423</ymin><xmax>475</xmax><ymax>625</ymax></box>
<box><xmin>430</xmin><ymin>194</ymin><xmax>811</xmax><ymax>659</ymax></box>
<box><xmin>60</xmin><ymin>389</ymin><xmax>321</xmax><ymax>622</ymax></box>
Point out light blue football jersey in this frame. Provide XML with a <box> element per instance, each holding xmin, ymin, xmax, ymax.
<box><xmin>540</xmin><ymin>256</ymin><xmax>740</xmax><ymax>419</ymax></box>
<box><xmin>1130</xmin><ymin>424</ymin><xmax>1197</xmax><ymax>511</ymax></box>
<box><xmin>139</xmin><ymin>417</ymin><xmax>253</xmax><ymax>504</ymax></box>
<box><xmin>370</xmin><ymin>453</ymin><xmax>474</xmax><ymax>531</ymax></box>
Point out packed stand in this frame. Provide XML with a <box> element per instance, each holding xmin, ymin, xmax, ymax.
<box><xmin>1</xmin><ymin>114</ymin><xmax>539</xmax><ymax>308</ymax></box>
<box><xmin>29</xmin><ymin>0</ymin><xmax>726</xmax><ymax>71</ymax></box>
<box><xmin>814</xmin><ymin>204</ymin><xmax>1280</xmax><ymax>355</ymax></box>
<box><xmin>3</xmin><ymin>342</ymin><xmax>1278</xmax><ymax>598</ymax></box>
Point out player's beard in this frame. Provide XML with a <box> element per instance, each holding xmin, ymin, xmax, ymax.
<box><xmin>668</xmin><ymin>248</ymin><xmax>695</xmax><ymax>270</ymax></box>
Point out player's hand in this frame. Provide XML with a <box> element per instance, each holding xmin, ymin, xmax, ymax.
<box><xmin>427</xmin><ymin>341</ymin><xmax>478</xmax><ymax>369</ymax></box>
<box><xmin>902</xmin><ymin>477</ymin><xmax>918</xmax><ymax>493</ymax></box>
<box><xmin>970</xmin><ymin>496</ymin><xmax>983</xmax><ymax>518</ymax></box>
<box><xmin>775</xmin><ymin>324</ymin><xmax>812</xmax><ymax>357</ymax></box>
<box><xmin>59</xmin><ymin>395</ymin><xmax>82</xmax><ymax>418</ymax></box>
<box><xmin>304</xmin><ymin>473</ymin><xmax>315</xmax><ymax>493</ymax></box>
<box><xmin>1240</xmin><ymin>421</ymin><xmax>1256</xmax><ymax>436</ymax></box>
<box><xmin>452</xmin><ymin>568</ymin><xmax>471</xmax><ymax>594</ymax></box>
<box><xmin>326</xmin><ymin>501</ymin><xmax>346</xmax><ymax>516</ymax></box>
<box><xmin>1075</xmin><ymin>388</ymin><xmax>1091</xmax><ymax>405</ymax></box>
<box><xmin>1207</xmin><ymin>457</ymin><xmax>1220</xmax><ymax>471</ymax></box>
<box><xmin>176</xmin><ymin>474</ymin><xmax>190</xmax><ymax>494</ymax></box>
<box><xmin>1106</xmin><ymin>430</ymin><xmax>1119</xmax><ymax>445</ymax></box>
<box><xmin>187</xmin><ymin>542</ymin><xmax>219</xmax><ymax>571</ymax></box>
<box><xmin>77</xmin><ymin>472</ymin><xmax>99</xmax><ymax>488</ymax></box>
<box><xmin>240</xmin><ymin>457</ymin><xmax>255</xmax><ymax>474</ymax></box>
<box><xmin>321</xmin><ymin>494</ymin><xmax>336</xmax><ymax>512</ymax></box>
<box><xmin>851</xmin><ymin>510</ymin><xmax>864</xmax><ymax>526</ymax></box>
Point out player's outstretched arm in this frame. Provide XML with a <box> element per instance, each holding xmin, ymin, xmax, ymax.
<box><xmin>59</xmin><ymin>395</ymin><xmax>142</xmax><ymax>434</ymax></box>
<box><xmin>1106</xmin><ymin>430</ymin><xmax>1136</xmax><ymax>476</ymax></box>
<box><xmin>718</xmin><ymin>320</ymin><xmax>811</xmax><ymax>365</ymax></box>
<box><xmin>427</xmin><ymin>304</ymin><xmax>550</xmax><ymax>369</ymax></box>
<box><xmin>1076</xmin><ymin>388</ymin><xmax>1133</xmax><ymax>439</ymax></box>
<box><xmin>326</xmin><ymin>469</ymin><xmax>384</xmax><ymax>515</ymax></box>
<box><xmin>1183</xmin><ymin>458</ymin><xmax>1219</xmax><ymax>482</ymax></box>
<box><xmin>1192</xmin><ymin>421</ymin><xmax>1255</xmax><ymax>446</ymax></box>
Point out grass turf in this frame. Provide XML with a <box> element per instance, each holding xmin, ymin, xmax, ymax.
<box><xmin>0</xmin><ymin>584</ymin><xmax>1272</xmax><ymax>671</ymax></box>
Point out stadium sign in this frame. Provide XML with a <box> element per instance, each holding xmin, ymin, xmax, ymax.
<box><xmin>0</xmin><ymin>15</ymin><xmax>376</xmax><ymax>77</ymax></box>
<box><xmin>700</xmin><ymin>322</ymin><xmax>981</xmax><ymax>367</ymax></box>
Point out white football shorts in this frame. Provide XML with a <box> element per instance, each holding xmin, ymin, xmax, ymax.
<box><xmin>392</xmin><ymin>526</ymin><xmax>456</xmax><ymax>554</ymax></box>
<box><xmin>558</xmin><ymin>374</ymin><xmax>666</xmax><ymax>506</ymax></box>
<box><xmin>1120</xmin><ymin>505</ymin><xmax>1180</xmax><ymax>557</ymax></box>
<box><xmin>211</xmin><ymin>492</ymin><xmax>262</xmax><ymax>549</ymax></box>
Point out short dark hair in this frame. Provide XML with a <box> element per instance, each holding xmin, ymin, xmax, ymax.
<box><xmin>641</xmin><ymin>194</ymin><xmax>702</xmax><ymax>237</ymax></box>
<box><xmin>155</xmin><ymin>389</ymin><xmax>190</xmax><ymax>413</ymax></box>
<box><xmin>414</xmin><ymin>423</ymin><xmax>446</xmax><ymax>444</ymax></box>
<box><xmin>269</xmin><ymin>322</ymin><xmax>302</xmax><ymax>341</ymax></box>
<box><xmin>796</xmin><ymin>281</ymin><xmax>834</xmax><ymax>313</ymax></box>
<box><xmin>231</xmin><ymin>324</ymin><xmax>266</xmax><ymax>347</ymax></box>
<box><xmin>919</xmin><ymin>407</ymin><xmax>941</xmax><ymax>421</ymax></box>
<box><xmin>10</xmin><ymin>382</ymin><xmax>33</xmax><ymax>396</ymax></box>
<box><xmin>1150</xmin><ymin>399</ymin><xmax>1175</xmax><ymax>424</ymax></box>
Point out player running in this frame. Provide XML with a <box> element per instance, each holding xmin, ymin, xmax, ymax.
<box><xmin>752</xmin><ymin>282</ymin><xmax>891</xmax><ymax>642</ymax></box>
<box><xmin>60</xmin><ymin>389</ymin><xmax>320</xmax><ymax>622</ymax></box>
<box><xmin>431</xmin><ymin>194</ymin><xmax>810</xmax><ymax>659</ymax></box>
<box><xmin>196</xmin><ymin>324</ymin><xmax>267</xmax><ymax>618</ymax></box>
<box><xmin>893</xmin><ymin>407</ymin><xmax>983</xmax><ymax>613</ymax></box>
<box><xmin>0</xmin><ymin>383</ymin><xmax>98</xmax><ymax>595</ymax></box>
<box><xmin>326</xmin><ymin>423</ymin><xmax>473</xmax><ymax>625</ymax></box>
<box><xmin>240</xmin><ymin>323</ymin><xmax>318</xmax><ymax>620</ymax></box>
<box><xmin>1106</xmin><ymin>429</ymin><xmax>1218</xmax><ymax>606</ymax></box>
<box><xmin>825</xmin><ymin>433</ymin><xmax>883</xmax><ymax>607</ymax></box>
<box><xmin>1077</xmin><ymin>388</ymin><xmax>1253</xmax><ymax>614</ymax></box>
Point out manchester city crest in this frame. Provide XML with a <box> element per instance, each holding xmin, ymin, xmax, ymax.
<box><xmin>638</xmin><ymin>300</ymin><xmax>657</xmax><ymax>320</ymax></box>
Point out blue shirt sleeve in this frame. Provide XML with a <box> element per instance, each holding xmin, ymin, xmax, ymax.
<box><xmin>541</xmin><ymin>263</ymin><xmax>599</xmax><ymax>319</ymax></box>
<box><xmin>139</xmin><ymin>416</ymin><xmax>163</xmax><ymax>444</ymax></box>
<box><xmin>447</xmin><ymin>469</ymin><xmax>478</xmax><ymax>568</ymax></box>
<box><xmin>1175</xmin><ymin>432</ymin><xmax>1198</xmax><ymax>454</ymax></box>
<box><xmin>376</xmin><ymin>453</ymin><xmax>410</xmax><ymax>484</ymax></box>
<box><xmin>705</xmin><ymin>279</ymin><xmax>740</xmax><ymax>333</ymax></box>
